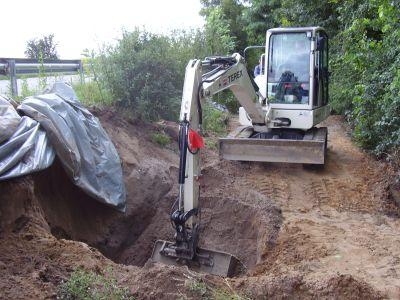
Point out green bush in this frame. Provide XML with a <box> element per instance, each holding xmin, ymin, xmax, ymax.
<box><xmin>212</xmin><ymin>90</ymin><xmax>240</xmax><ymax>114</ymax></box>
<box><xmin>328</xmin><ymin>2</ymin><xmax>400</xmax><ymax>157</ymax></box>
<box><xmin>20</xmin><ymin>78</ymin><xmax>35</xmax><ymax>100</ymax></box>
<box><xmin>93</xmin><ymin>26</ymin><xmax>240</xmax><ymax>122</ymax></box>
<box><xmin>96</xmin><ymin>29</ymin><xmax>192</xmax><ymax>122</ymax></box>
<box><xmin>202</xmin><ymin>102</ymin><xmax>229</xmax><ymax>136</ymax></box>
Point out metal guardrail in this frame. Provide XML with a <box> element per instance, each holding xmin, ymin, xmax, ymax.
<box><xmin>0</xmin><ymin>58</ymin><xmax>83</xmax><ymax>96</ymax></box>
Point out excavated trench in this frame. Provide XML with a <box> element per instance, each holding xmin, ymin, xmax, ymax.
<box><xmin>28</xmin><ymin>158</ymin><xmax>282</xmax><ymax>274</ymax></box>
<box><xmin>0</xmin><ymin>113</ymin><xmax>394</xmax><ymax>298</ymax></box>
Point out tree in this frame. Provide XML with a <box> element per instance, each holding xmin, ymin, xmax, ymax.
<box><xmin>25</xmin><ymin>34</ymin><xmax>59</xmax><ymax>59</ymax></box>
<box><xmin>204</xmin><ymin>7</ymin><xmax>236</xmax><ymax>54</ymax></box>
<box><xmin>201</xmin><ymin>0</ymin><xmax>248</xmax><ymax>52</ymax></box>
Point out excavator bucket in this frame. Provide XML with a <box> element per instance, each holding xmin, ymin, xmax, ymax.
<box><xmin>150</xmin><ymin>240</ymin><xmax>244</xmax><ymax>277</ymax></box>
<box><xmin>219</xmin><ymin>126</ymin><xmax>327</xmax><ymax>165</ymax></box>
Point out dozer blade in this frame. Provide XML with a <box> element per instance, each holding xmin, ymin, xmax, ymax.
<box><xmin>219</xmin><ymin>127</ymin><xmax>327</xmax><ymax>164</ymax></box>
<box><xmin>150</xmin><ymin>240</ymin><xmax>244</xmax><ymax>277</ymax></box>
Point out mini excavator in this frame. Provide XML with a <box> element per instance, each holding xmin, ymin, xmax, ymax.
<box><xmin>151</xmin><ymin>27</ymin><xmax>330</xmax><ymax>276</ymax></box>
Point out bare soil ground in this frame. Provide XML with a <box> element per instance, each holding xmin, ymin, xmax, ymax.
<box><xmin>0</xmin><ymin>110</ymin><xmax>399</xmax><ymax>299</ymax></box>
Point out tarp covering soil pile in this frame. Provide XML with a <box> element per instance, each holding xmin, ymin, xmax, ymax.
<box><xmin>0</xmin><ymin>83</ymin><xmax>125</xmax><ymax>210</ymax></box>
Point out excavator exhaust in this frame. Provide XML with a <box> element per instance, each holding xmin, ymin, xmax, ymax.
<box><xmin>150</xmin><ymin>240</ymin><xmax>244</xmax><ymax>277</ymax></box>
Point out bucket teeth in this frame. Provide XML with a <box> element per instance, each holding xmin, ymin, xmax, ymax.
<box><xmin>150</xmin><ymin>240</ymin><xmax>245</xmax><ymax>277</ymax></box>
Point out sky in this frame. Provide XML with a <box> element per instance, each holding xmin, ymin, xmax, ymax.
<box><xmin>2</xmin><ymin>0</ymin><xmax>204</xmax><ymax>59</ymax></box>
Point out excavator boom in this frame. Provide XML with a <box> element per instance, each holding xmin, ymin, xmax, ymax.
<box><xmin>150</xmin><ymin>58</ymin><xmax>244</xmax><ymax>277</ymax></box>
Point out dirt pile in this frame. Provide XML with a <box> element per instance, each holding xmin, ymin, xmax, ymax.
<box><xmin>0</xmin><ymin>111</ymin><xmax>398</xmax><ymax>299</ymax></box>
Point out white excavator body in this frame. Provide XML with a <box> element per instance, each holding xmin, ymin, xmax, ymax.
<box><xmin>151</xmin><ymin>27</ymin><xmax>330</xmax><ymax>277</ymax></box>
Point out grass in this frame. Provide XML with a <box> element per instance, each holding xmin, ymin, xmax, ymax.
<box><xmin>20</xmin><ymin>78</ymin><xmax>36</xmax><ymax>100</ymax></box>
<box><xmin>184</xmin><ymin>277</ymin><xmax>250</xmax><ymax>300</ymax></box>
<box><xmin>73</xmin><ymin>81</ymin><xmax>113</xmax><ymax>107</ymax></box>
<box><xmin>186</xmin><ymin>278</ymin><xmax>208</xmax><ymax>297</ymax></box>
<box><xmin>205</xmin><ymin>138</ymin><xmax>218</xmax><ymax>150</ymax></box>
<box><xmin>3</xmin><ymin>72</ymin><xmax>114</xmax><ymax>107</ymax></box>
<box><xmin>58</xmin><ymin>268</ymin><xmax>134</xmax><ymax>300</ymax></box>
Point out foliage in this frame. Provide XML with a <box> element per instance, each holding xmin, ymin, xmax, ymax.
<box><xmin>58</xmin><ymin>268</ymin><xmax>134</xmax><ymax>300</ymax></box>
<box><xmin>204</xmin><ymin>7</ymin><xmax>237</xmax><ymax>55</ymax></box>
<box><xmin>184</xmin><ymin>277</ymin><xmax>249</xmax><ymax>300</ymax></box>
<box><xmin>76</xmin><ymin>49</ymin><xmax>113</xmax><ymax>107</ymax></box>
<box><xmin>38</xmin><ymin>53</ymin><xmax>47</xmax><ymax>91</ymax></box>
<box><xmin>212</xmin><ymin>90</ymin><xmax>240</xmax><ymax>114</ymax></box>
<box><xmin>328</xmin><ymin>1</ymin><xmax>400</xmax><ymax>156</ymax></box>
<box><xmin>20</xmin><ymin>78</ymin><xmax>35</xmax><ymax>100</ymax></box>
<box><xmin>202</xmin><ymin>0</ymin><xmax>400</xmax><ymax>160</ymax></box>
<box><xmin>94</xmin><ymin>26</ymin><xmax>239</xmax><ymax>122</ymax></box>
<box><xmin>242</xmin><ymin>0</ymin><xmax>282</xmax><ymax>45</ymax></box>
<box><xmin>151</xmin><ymin>132</ymin><xmax>171</xmax><ymax>147</ymax></box>
<box><xmin>201</xmin><ymin>0</ymin><xmax>248</xmax><ymax>53</ymax></box>
<box><xmin>25</xmin><ymin>34</ymin><xmax>58</xmax><ymax>59</ymax></box>
<box><xmin>73</xmin><ymin>81</ymin><xmax>113</xmax><ymax>107</ymax></box>
<box><xmin>186</xmin><ymin>278</ymin><xmax>208</xmax><ymax>296</ymax></box>
<box><xmin>97</xmin><ymin>28</ymin><xmax>208</xmax><ymax>122</ymax></box>
<box><xmin>202</xmin><ymin>102</ymin><xmax>230</xmax><ymax>135</ymax></box>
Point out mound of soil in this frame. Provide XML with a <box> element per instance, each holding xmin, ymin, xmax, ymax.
<box><xmin>0</xmin><ymin>110</ymin><xmax>397</xmax><ymax>299</ymax></box>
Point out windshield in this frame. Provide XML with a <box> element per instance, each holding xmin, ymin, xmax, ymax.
<box><xmin>267</xmin><ymin>32</ymin><xmax>310</xmax><ymax>104</ymax></box>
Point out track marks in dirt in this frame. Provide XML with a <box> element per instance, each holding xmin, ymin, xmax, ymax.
<box><xmin>307</xmin><ymin>179</ymin><xmax>331</xmax><ymax>205</ymax></box>
<box><xmin>244</xmin><ymin>163</ymin><xmax>385</xmax><ymax>215</ymax></box>
<box><xmin>244</xmin><ymin>173</ymin><xmax>292</xmax><ymax>205</ymax></box>
<box><xmin>228</xmin><ymin>116</ymin><xmax>400</xmax><ymax>297</ymax></box>
<box><xmin>305</xmin><ymin>177</ymin><xmax>373</xmax><ymax>212</ymax></box>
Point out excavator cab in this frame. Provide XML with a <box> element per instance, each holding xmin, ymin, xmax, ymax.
<box><xmin>251</xmin><ymin>27</ymin><xmax>329</xmax><ymax>128</ymax></box>
<box><xmin>266</xmin><ymin>28</ymin><xmax>328</xmax><ymax>111</ymax></box>
<box><xmin>228</xmin><ymin>27</ymin><xmax>330</xmax><ymax>164</ymax></box>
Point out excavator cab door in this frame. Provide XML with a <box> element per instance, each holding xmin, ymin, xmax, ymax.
<box><xmin>314</xmin><ymin>31</ymin><xmax>329</xmax><ymax>109</ymax></box>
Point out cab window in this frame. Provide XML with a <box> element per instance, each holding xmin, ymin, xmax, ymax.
<box><xmin>267</xmin><ymin>32</ymin><xmax>310</xmax><ymax>104</ymax></box>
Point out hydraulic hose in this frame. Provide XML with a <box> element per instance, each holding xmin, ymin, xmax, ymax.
<box><xmin>178</xmin><ymin>119</ymin><xmax>189</xmax><ymax>185</ymax></box>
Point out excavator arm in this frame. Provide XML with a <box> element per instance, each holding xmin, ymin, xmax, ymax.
<box><xmin>151</xmin><ymin>54</ymin><xmax>260</xmax><ymax>277</ymax></box>
<box><xmin>200</xmin><ymin>54</ymin><xmax>267</xmax><ymax>126</ymax></box>
<box><xmin>176</xmin><ymin>54</ymin><xmax>269</xmax><ymax>229</ymax></box>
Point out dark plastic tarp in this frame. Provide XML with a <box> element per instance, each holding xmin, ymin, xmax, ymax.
<box><xmin>0</xmin><ymin>96</ymin><xmax>55</xmax><ymax>179</ymax></box>
<box><xmin>0</xmin><ymin>83</ymin><xmax>126</xmax><ymax>212</ymax></box>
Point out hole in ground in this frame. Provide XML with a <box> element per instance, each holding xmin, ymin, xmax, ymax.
<box><xmin>32</xmin><ymin>159</ymin><xmax>282</xmax><ymax>274</ymax></box>
<box><xmin>114</xmin><ymin>197</ymin><xmax>279</xmax><ymax>273</ymax></box>
<box><xmin>109</xmin><ymin>194</ymin><xmax>281</xmax><ymax>271</ymax></box>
